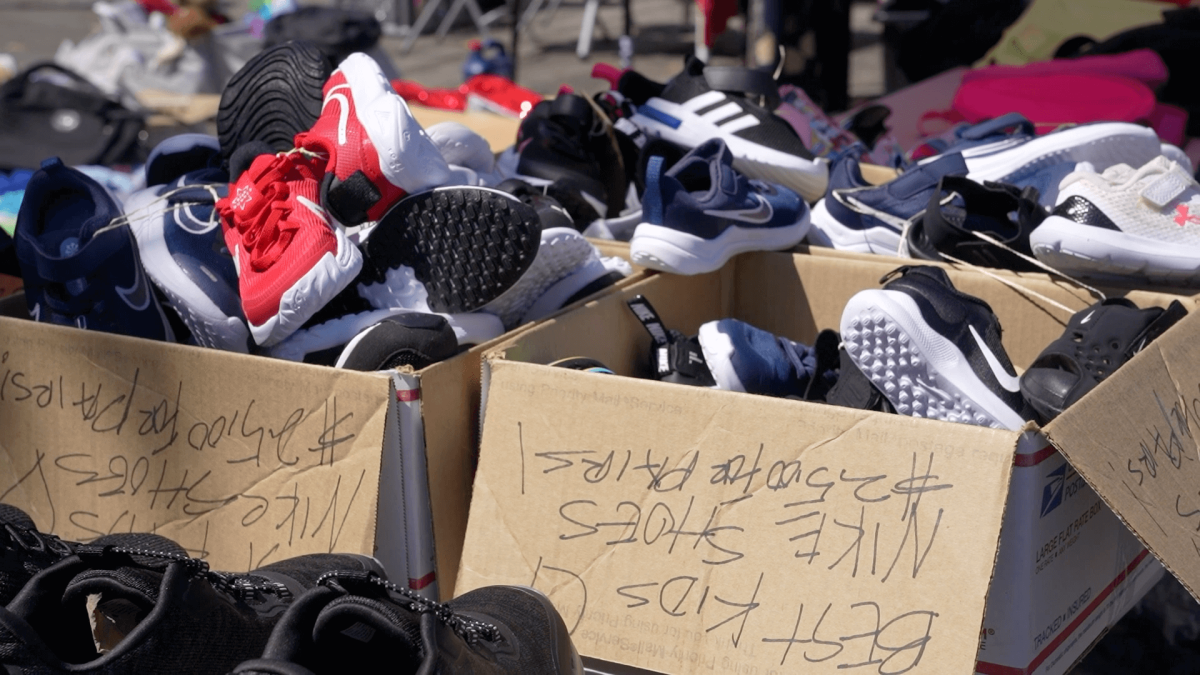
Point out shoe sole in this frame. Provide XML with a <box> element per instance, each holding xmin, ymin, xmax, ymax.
<box><xmin>250</xmin><ymin>226</ymin><xmax>364</xmax><ymax>347</ymax></box>
<box><xmin>806</xmin><ymin>197</ymin><xmax>903</xmax><ymax>255</ymax></box>
<box><xmin>336</xmin><ymin>53</ymin><xmax>449</xmax><ymax>195</ymax></box>
<box><xmin>1030</xmin><ymin>214</ymin><xmax>1200</xmax><ymax>285</ymax></box>
<box><xmin>217</xmin><ymin>40</ymin><xmax>330</xmax><ymax>162</ymax></box>
<box><xmin>963</xmin><ymin>123</ymin><xmax>1160</xmax><ymax>183</ymax></box>
<box><xmin>629</xmin><ymin>210</ymin><xmax>811</xmax><ymax>275</ymax></box>
<box><xmin>483</xmin><ymin>227</ymin><xmax>599</xmax><ymax>328</ymax></box>
<box><xmin>356</xmin><ymin>186</ymin><xmax>541</xmax><ymax>314</ymax></box>
<box><xmin>632</xmin><ymin>98</ymin><xmax>829</xmax><ymax>201</ymax></box>
<box><xmin>840</xmin><ymin>289</ymin><xmax>1025</xmax><ymax>430</ymax></box>
<box><xmin>126</xmin><ymin>187</ymin><xmax>252</xmax><ymax>352</ymax></box>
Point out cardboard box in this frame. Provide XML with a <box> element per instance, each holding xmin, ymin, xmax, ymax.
<box><xmin>1042</xmin><ymin>286</ymin><xmax>1200</xmax><ymax>616</ymax></box>
<box><xmin>457</xmin><ymin>252</ymin><xmax>1184</xmax><ymax>675</ymax></box>
<box><xmin>0</xmin><ymin>260</ymin><xmax>645</xmax><ymax>600</ymax></box>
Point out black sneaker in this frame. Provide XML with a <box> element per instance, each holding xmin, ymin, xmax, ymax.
<box><xmin>0</xmin><ymin>504</ymin><xmax>74</xmax><ymax>606</ymax></box>
<box><xmin>904</xmin><ymin>175</ymin><xmax>1046</xmax><ymax>272</ymax></box>
<box><xmin>217</xmin><ymin>40</ymin><xmax>333</xmax><ymax>165</ymax></box>
<box><xmin>231</xmin><ymin>573</ymin><xmax>583</xmax><ymax>674</ymax></box>
<box><xmin>0</xmin><ymin>532</ymin><xmax>382</xmax><ymax>673</ymax></box>
<box><xmin>840</xmin><ymin>265</ymin><xmax>1030</xmax><ymax>430</ymax></box>
<box><xmin>507</xmin><ymin>95</ymin><xmax>611</xmax><ymax>219</ymax></box>
<box><xmin>630</xmin><ymin>56</ymin><xmax>827</xmax><ymax>202</ymax></box>
<box><xmin>625</xmin><ymin>295</ymin><xmax>716</xmax><ymax>386</ymax></box>
<box><xmin>550</xmin><ymin>356</ymin><xmax>614</xmax><ymax>373</ymax></box>
<box><xmin>1021</xmin><ymin>298</ymin><xmax>1187</xmax><ymax>422</ymax></box>
<box><xmin>824</xmin><ymin>347</ymin><xmax>896</xmax><ymax>414</ymax></box>
<box><xmin>331</xmin><ymin>313</ymin><xmax>459</xmax><ymax>371</ymax></box>
<box><xmin>497</xmin><ymin>178</ymin><xmax>577</xmax><ymax>232</ymax></box>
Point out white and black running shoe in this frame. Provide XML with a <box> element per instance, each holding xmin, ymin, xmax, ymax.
<box><xmin>630</xmin><ymin>56</ymin><xmax>828</xmax><ymax>202</ymax></box>
<box><xmin>840</xmin><ymin>266</ymin><xmax>1030</xmax><ymax>430</ymax></box>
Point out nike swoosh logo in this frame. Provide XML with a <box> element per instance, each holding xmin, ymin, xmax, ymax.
<box><xmin>834</xmin><ymin>191</ymin><xmax>915</xmax><ymax>231</ymax></box>
<box><xmin>969</xmin><ymin>325</ymin><xmax>1020</xmax><ymax>393</ymax></box>
<box><xmin>30</xmin><ymin>303</ymin><xmax>40</xmax><ymax>322</ymax></box>
<box><xmin>1080</xmin><ymin>310</ymin><xmax>1095</xmax><ymax>324</ymax></box>
<box><xmin>296</xmin><ymin>195</ymin><xmax>336</xmax><ymax>231</ymax></box>
<box><xmin>174</xmin><ymin>203</ymin><xmax>219</xmax><ymax>235</ymax></box>
<box><xmin>703</xmin><ymin>194</ymin><xmax>774</xmax><ymax>224</ymax></box>
<box><xmin>116</xmin><ymin>261</ymin><xmax>152</xmax><ymax>311</ymax></box>
<box><xmin>324</xmin><ymin>85</ymin><xmax>351</xmax><ymax>146</ymax></box>
<box><xmin>915</xmin><ymin>375</ymin><xmax>952</xmax><ymax>401</ymax></box>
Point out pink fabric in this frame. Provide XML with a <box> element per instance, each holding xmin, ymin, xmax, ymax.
<box><xmin>952</xmin><ymin>73</ymin><xmax>1158</xmax><ymax>133</ymax></box>
<box><xmin>963</xmin><ymin>50</ymin><xmax>1169</xmax><ymax>89</ymax></box>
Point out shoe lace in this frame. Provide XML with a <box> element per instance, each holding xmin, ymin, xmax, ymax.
<box><xmin>230</xmin><ymin>150</ymin><xmax>322</xmax><ymax>273</ymax></box>
<box><xmin>316</xmin><ymin>571</ymin><xmax>503</xmax><ymax>646</ymax></box>
<box><xmin>87</xmin><ymin>545</ymin><xmax>294</xmax><ymax>603</ymax></box>
<box><xmin>1</xmin><ymin>524</ymin><xmax>73</xmax><ymax>558</ymax></box>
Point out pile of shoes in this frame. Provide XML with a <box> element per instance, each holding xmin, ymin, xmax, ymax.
<box><xmin>0</xmin><ymin>43</ymin><xmax>631</xmax><ymax>371</ymax></box>
<box><xmin>626</xmin><ymin>264</ymin><xmax>1187</xmax><ymax>430</ymax></box>
<box><xmin>0</xmin><ymin>503</ymin><xmax>582</xmax><ymax>674</ymax></box>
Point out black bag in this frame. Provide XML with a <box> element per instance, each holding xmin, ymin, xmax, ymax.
<box><xmin>264</xmin><ymin>7</ymin><xmax>381</xmax><ymax>66</ymax></box>
<box><xmin>0</xmin><ymin>63</ymin><xmax>146</xmax><ymax>171</ymax></box>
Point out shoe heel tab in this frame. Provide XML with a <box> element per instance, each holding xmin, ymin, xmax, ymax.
<box><xmin>642</xmin><ymin>155</ymin><xmax>665</xmax><ymax>225</ymax></box>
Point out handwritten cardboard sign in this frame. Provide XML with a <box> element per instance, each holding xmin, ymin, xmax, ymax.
<box><xmin>0</xmin><ymin>319</ymin><xmax>390</xmax><ymax>572</ymax></box>
<box><xmin>1046</xmin><ymin>309</ymin><xmax>1200</xmax><ymax>602</ymax></box>
<box><xmin>458</xmin><ymin>361</ymin><xmax>1016</xmax><ymax>675</ymax></box>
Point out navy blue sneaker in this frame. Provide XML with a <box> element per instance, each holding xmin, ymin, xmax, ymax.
<box><xmin>143</xmin><ymin>133</ymin><xmax>222</xmax><ymax>187</ymax></box>
<box><xmin>126</xmin><ymin>166</ymin><xmax>251</xmax><ymax>352</ymax></box>
<box><xmin>15</xmin><ymin>158</ymin><xmax>174</xmax><ymax>341</ymax></box>
<box><xmin>629</xmin><ymin>138</ymin><xmax>810</xmax><ymax>274</ymax></box>
<box><xmin>698</xmin><ymin>319</ymin><xmax>839</xmax><ymax>399</ymax></box>
<box><xmin>808</xmin><ymin>151</ymin><xmax>967</xmax><ymax>255</ymax></box>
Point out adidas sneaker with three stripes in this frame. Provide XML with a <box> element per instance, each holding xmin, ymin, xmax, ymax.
<box><xmin>630</xmin><ymin>57</ymin><xmax>828</xmax><ymax>202</ymax></box>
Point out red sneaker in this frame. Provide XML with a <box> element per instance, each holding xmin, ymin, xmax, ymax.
<box><xmin>461</xmin><ymin>74</ymin><xmax>542</xmax><ymax>119</ymax></box>
<box><xmin>217</xmin><ymin>149</ymin><xmax>362</xmax><ymax>346</ymax></box>
<box><xmin>390</xmin><ymin>78</ymin><xmax>468</xmax><ymax>111</ymax></box>
<box><xmin>295</xmin><ymin>53</ymin><xmax>450</xmax><ymax>226</ymax></box>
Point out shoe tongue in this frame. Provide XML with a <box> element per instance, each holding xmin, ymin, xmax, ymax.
<box><xmin>312</xmin><ymin>595</ymin><xmax>424</xmax><ymax>667</ymax></box>
<box><xmin>1099</xmin><ymin>163</ymin><xmax>1135</xmax><ymax>182</ymax></box>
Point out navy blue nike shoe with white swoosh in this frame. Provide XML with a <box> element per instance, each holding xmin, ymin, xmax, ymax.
<box><xmin>630</xmin><ymin>138</ymin><xmax>810</xmax><ymax>275</ymax></box>
<box><xmin>839</xmin><ymin>265</ymin><xmax>1030</xmax><ymax>430</ymax></box>
<box><xmin>126</xmin><ymin>166</ymin><xmax>252</xmax><ymax>352</ymax></box>
<box><xmin>15</xmin><ymin>158</ymin><xmax>174</xmax><ymax>342</ymax></box>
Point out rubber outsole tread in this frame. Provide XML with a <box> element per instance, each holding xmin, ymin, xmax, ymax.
<box><xmin>361</xmin><ymin>189</ymin><xmax>542</xmax><ymax>313</ymax></box>
<box><xmin>217</xmin><ymin>40</ymin><xmax>331</xmax><ymax>162</ymax></box>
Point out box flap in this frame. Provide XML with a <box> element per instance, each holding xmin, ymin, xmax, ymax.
<box><xmin>1046</xmin><ymin>308</ymin><xmax>1200</xmax><ymax>600</ymax></box>
<box><xmin>0</xmin><ymin>319</ymin><xmax>390</xmax><ymax>572</ymax></box>
<box><xmin>459</xmin><ymin>359</ymin><xmax>1017</xmax><ymax>674</ymax></box>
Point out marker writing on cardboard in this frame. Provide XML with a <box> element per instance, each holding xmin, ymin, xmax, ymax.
<box><xmin>0</xmin><ymin>346</ymin><xmax>374</xmax><ymax>573</ymax></box>
<box><xmin>520</xmin><ymin>412</ymin><xmax>959</xmax><ymax>674</ymax></box>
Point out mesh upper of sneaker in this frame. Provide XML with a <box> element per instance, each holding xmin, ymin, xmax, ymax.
<box><xmin>1055</xmin><ymin>156</ymin><xmax>1200</xmax><ymax>245</ymax></box>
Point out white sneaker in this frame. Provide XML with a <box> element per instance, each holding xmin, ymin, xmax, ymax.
<box><xmin>962</xmin><ymin>122</ymin><xmax>1162</xmax><ymax>185</ymax></box>
<box><xmin>1030</xmin><ymin>156</ymin><xmax>1200</xmax><ymax>284</ymax></box>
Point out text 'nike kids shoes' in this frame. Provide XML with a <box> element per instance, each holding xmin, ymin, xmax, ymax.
<box><xmin>127</xmin><ymin>167</ymin><xmax>251</xmax><ymax>352</ymax></box>
<box><xmin>630</xmin><ymin>56</ymin><xmax>828</xmax><ymax>201</ymax></box>
<box><xmin>1030</xmin><ymin>156</ymin><xmax>1200</xmax><ymax>284</ymax></box>
<box><xmin>0</xmin><ymin>532</ymin><xmax>384</xmax><ymax>674</ymax></box>
<box><xmin>15</xmin><ymin>158</ymin><xmax>174</xmax><ymax>342</ymax></box>
<box><xmin>808</xmin><ymin>150</ymin><xmax>967</xmax><ymax>256</ymax></box>
<box><xmin>840</xmin><ymin>265</ymin><xmax>1030</xmax><ymax>430</ymax></box>
<box><xmin>231</xmin><ymin>573</ymin><xmax>583</xmax><ymax>675</ymax></box>
<box><xmin>294</xmin><ymin>52</ymin><xmax>451</xmax><ymax>226</ymax></box>
<box><xmin>218</xmin><ymin>149</ymin><xmax>362</xmax><ymax>347</ymax></box>
<box><xmin>630</xmin><ymin>138</ymin><xmax>810</xmax><ymax>275</ymax></box>
<box><xmin>1021</xmin><ymin>298</ymin><xmax>1187</xmax><ymax>423</ymax></box>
